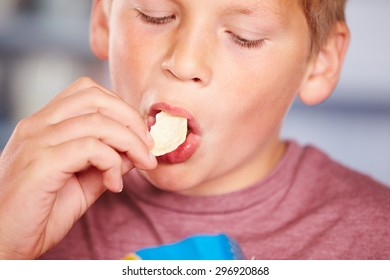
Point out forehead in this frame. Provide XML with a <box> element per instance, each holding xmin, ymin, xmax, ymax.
<box><xmin>213</xmin><ymin>0</ymin><xmax>305</xmax><ymax>31</ymax></box>
<box><xmin>221</xmin><ymin>0</ymin><xmax>288</xmax><ymax>14</ymax></box>
<box><xmin>219</xmin><ymin>0</ymin><xmax>297</xmax><ymax>23</ymax></box>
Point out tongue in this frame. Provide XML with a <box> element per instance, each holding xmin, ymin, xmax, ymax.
<box><xmin>150</xmin><ymin>111</ymin><xmax>188</xmax><ymax>156</ymax></box>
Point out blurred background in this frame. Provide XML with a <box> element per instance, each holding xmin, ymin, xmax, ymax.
<box><xmin>0</xmin><ymin>0</ymin><xmax>389</xmax><ymax>185</ymax></box>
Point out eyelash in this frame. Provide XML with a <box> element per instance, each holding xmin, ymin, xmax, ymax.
<box><xmin>136</xmin><ymin>11</ymin><xmax>264</xmax><ymax>49</ymax></box>
<box><xmin>136</xmin><ymin>11</ymin><xmax>176</xmax><ymax>25</ymax></box>
<box><xmin>226</xmin><ymin>31</ymin><xmax>265</xmax><ymax>49</ymax></box>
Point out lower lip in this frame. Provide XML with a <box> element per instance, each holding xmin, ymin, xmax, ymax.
<box><xmin>156</xmin><ymin>131</ymin><xmax>201</xmax><ymax>164</ymax></box>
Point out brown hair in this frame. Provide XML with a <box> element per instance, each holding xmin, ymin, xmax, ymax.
<box><xmin>300</xmin><ymin>0</ymin><xmax>347</xmax><ymax>54</ymax></box>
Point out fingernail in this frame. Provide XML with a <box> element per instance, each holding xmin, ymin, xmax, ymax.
<box><xmin>117</xmin><ymin>177</ymin><xmax>124</xmax><ymax>193</ymax></box>
<box><xmin>149</xmin><ymin>152</ymin><xmax>157</xmax><ymax>165</ymax></box>
<box><xmin>145</xmin><ymin>131</ymin><xmax>154</xmax><ymax>148</ymax></box>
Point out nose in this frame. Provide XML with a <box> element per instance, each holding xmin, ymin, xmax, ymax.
<box><xmin>161</xmin><ymin>24</ymin><xmax>212</xmax><ymax>86</ymax></box>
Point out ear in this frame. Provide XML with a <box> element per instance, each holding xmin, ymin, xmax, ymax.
<box><xmin>299</xmin><ymin>22</ymin><xmax>350</xmax><ymax>105</ymax></box>
<box><xmin>89</xmin><ymin>0</ymin><xmax>110</xmax><ymax>61</ymax></box>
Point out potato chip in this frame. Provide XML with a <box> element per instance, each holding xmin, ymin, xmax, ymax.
<box><xmin>150</xmin><ymin>111</ymin><xmax>188</xmax><ymax>156</ymax></box>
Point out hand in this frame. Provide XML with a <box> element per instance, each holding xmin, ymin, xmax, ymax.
<box><xmin>0</xmin><ymin>77</ymin><xmax>156</xmax><ymax>259</ymax></box>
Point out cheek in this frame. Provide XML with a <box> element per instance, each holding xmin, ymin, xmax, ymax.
<box><xmin>229</xmin><ymin>45</ymin><xmax>308</xmax><ymax>117</ymax></box>
<box><xmin>215</xmin><ymin>66</ymin><xmax>291</xmax><ymax>130</ymax></box>
<box><xmin>209</xmin><ymin>47</ymin><xmax>308</xmax><ymax>150</ymax></box>
<box><xmin>108</xmin><ymin>19</ymin><xmax>163</xmax><ymax>105</ymax></box>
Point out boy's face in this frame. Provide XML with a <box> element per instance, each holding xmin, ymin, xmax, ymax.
<box><xmin>98</xmin><ymin>0</ymin><xmax>312</xmax><ymax>195</ymax></box>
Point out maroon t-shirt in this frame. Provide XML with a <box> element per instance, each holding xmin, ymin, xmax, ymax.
<box><xmin>41</xmin><ymin>141</ymin><xmax>390</xmax><ymax>259</ymax></box>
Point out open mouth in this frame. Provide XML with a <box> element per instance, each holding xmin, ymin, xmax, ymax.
<box><xmin>147</xmin><ymin>103</ymin><xmax>200</xmax><ymax>136</ymax></box>
<box><xmin>147</xmin><ymin>110</ymin><xmax>191</xmax><ymax>137</ymax></box>
<box><xmin>147</xmin><ymin>102</ymin><xmax>201</xmax><ymax>164</ymax></box>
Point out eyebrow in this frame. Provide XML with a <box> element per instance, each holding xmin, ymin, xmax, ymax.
<box><xmin>222</xmin><ymin>3</ymin><xmax>284</xmax><ymax>23</ymax></box>
<box><xmin>225</xmin><ymin>7</ymin><xmax>253</xmax><ymax>16</ymax></box>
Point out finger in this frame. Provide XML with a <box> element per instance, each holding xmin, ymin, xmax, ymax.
<box><xmin>24</xmin><ymin>77</ymin><xmax>118</xmax><ymax>138</ymax></box>
<box><xmin>42</xmin><ymin>113</ymin><xmax>157</xmax><ymax>170</ymax></box>
<box><xmin>31</xmin><ymin>137</ymin><xmax>125</xmax><ymax>193</ymax></box>
<box><xmin>52</xmin><ymin>76</ymin><xmax>118</xmax><ymax>101</ymax></box>
<box><xmin>39</xmin><ymin>86</ymin><xmax>153</xmax><ymax>148</ymax></box>
<box><xmin>56</xmin><ymin>152</ymin><xmax>134</xmax><ymax>215</ymax></box>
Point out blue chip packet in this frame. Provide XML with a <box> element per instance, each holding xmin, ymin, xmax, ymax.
<box><xmin>124</xmin><ymin>233</ymin><xmax>245</xmax><ymax>260</ymax></box>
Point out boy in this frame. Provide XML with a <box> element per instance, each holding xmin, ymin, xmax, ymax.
<box><xmin>0</xmin><ymin>0</ymin><xmax>389</xmax><ymax>259</ymax></box>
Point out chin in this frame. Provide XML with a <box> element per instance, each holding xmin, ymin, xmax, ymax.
<box><xmin>138</xmin><ymin>166</ymin><xmax>201</xmax><ymax>193</ymax></box>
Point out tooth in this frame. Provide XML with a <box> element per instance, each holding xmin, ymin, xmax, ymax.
<box><xmin>150</xmin><ymin>111</ymin><xmax>188</xmax><ymax>156</ymax></box>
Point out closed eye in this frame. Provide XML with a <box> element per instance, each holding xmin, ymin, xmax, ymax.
<box><xmin>227</xmin><ymin>31</ymin><xmax>265</xmax><ymax>49</ymax></box>
<box><xmin>136</xmin><ymin>10</ymin><xmax>176</xmax><ymax>25</ymax></box>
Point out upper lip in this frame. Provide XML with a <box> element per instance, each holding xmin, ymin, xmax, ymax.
<box><xmin>147</xmin><ymin>102</ymin><xmax>201</xmax><ymax>135</ymax></box>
